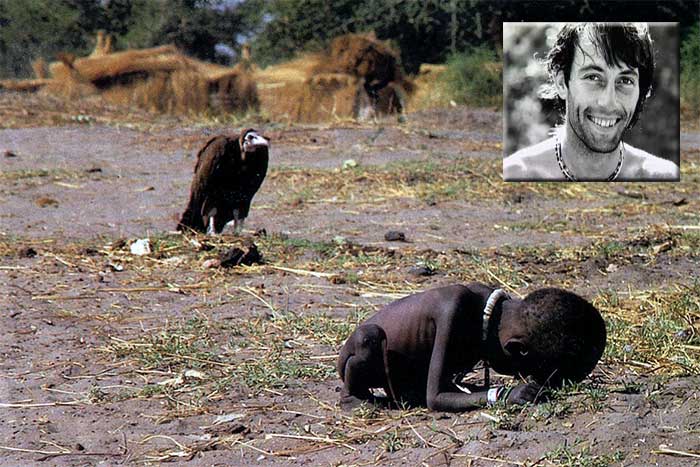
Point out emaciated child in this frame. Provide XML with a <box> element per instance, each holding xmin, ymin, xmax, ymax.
<box><xmin>337</xmin><ymin>283</ymin><xmax>606</xmax><ymax>411</ymax></box>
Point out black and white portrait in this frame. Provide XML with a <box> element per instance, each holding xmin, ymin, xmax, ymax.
<box><xmin>503</xmin><ymin>22</ymin><xmax>680</xmax><ymax>182</ymax></box>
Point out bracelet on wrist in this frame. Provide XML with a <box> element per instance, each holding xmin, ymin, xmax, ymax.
<box><xmin>487</xmin><ymin>387</ymin><xmax>502</xmax><ymax>405</ymax></box>
<box><xmin>487</xmin><ymin>386</ymin><xmax>514</xmax><ymax>405</ymax></box>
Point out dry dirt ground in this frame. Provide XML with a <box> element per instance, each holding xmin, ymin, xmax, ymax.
<box><xmin>1</xmin><ymin>92</ymin><xmax>700</xmax><ymax>466</ymax></box>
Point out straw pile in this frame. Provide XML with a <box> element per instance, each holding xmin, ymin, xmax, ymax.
<box><xmin>0</xmin><ymin>33</ymin><xmax>257</xmax><ymax>115</ymax></box>
<box><xmin>45</xmin><ymin>42</ymin><xmax>257</xmax><ymax>114</ymax></box>
<box><xmin>254</xmin><ymin>33</ymin><xmax>412</xmax><ymax>122</ymax></box>
<box><xmin>404</xmin><ymin>63</ymin><xmax>450</xmax><ymax>111</ymax></box>
<box><xmin>1</xmin><ymin>32</ymin><xmax>418</xmax><ymax>121</ymax></box>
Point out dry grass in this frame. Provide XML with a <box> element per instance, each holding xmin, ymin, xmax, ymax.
<box><xmin>2</xmin><ymin>237</ymin><xmax>698</xmax><ymax>463</ymax></box>
<box><xmin>3</xmin><ymin>33</ymin><xmax>411</xmax><ymax>122</ymax></box>
<box><xmin>266</xmin><ymin>158</ymin><xmax>700</xmax><ymax>210</ymax></box>
<box><xmin>252</xmin><ymin>33</ymin><xmax>410</xmax><ymax>122</ymax></box>
<box><xmin>5</xmin><ymin>214</ymin><xmax>699</xmax><ymax>385</ymax></box>
<box><xmin>36</xmin><ymin>45</ymin><xmax>258</xmax><ymax>115</ymax></box>
<box><xmin>2</xmin><ymin>107</ymin><xmax>700</xmax><ymax>463</ymax></box>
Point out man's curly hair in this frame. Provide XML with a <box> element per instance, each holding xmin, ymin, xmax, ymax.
<box><xmin>518</xmin><ymin>288</ymin><xmax>607</xmax><ymax>387</ymax></box>
<box><xmin>540</xmin><ymin>23</ymin><xmax>655</xmax><ymax>129</ymax></box>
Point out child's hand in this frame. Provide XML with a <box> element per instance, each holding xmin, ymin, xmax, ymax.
<box><xmin>506</xmin><ymin>382</ymin><xmax>543</xmax><ymax>404</ymax></box>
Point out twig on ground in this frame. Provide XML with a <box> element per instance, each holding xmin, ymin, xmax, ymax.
<box><xmin>230</xmin><ymin>286</ymin><xmax>278</xmax><ymax>315</ymax></box>
<box><xmin>264</xmin><ymin>433</ymin><xmax>356</xmax><ymax>451</ymax></box>
<box><xmin>0</xmin><ymin>445</ymin><xmax>68</xmax><ymax>455</ymax></box>
<box><xmin>0</xmin><ymin>399</ymin><xmax>87</xmax><ymax>408</ymax></box>
<box><xmin>269</xmin><ymin>265</ymin><xmax>337</xmax><ymax>278</ymax></box>
<box><xmin>652</xmin><ymin>445</ymin><xmax>700</xmax><ymax>458</ymax></box>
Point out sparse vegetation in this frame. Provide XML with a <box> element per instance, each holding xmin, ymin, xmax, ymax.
<box><xmin>547</xmin><ymin>441</ymin><xmax>625</xmax><ymax>467</ymax></box>
<box><xmin>2</xmin><ymin>92</ymin><xmax>699</xmax><ymax>464</ymax></box>
<box><xmin>382</xmin><ymin>427</ymin><xmax>406</xmax><ymax>452</ymax></box>
<box><xmin>0</xmin><ymin>168</ymin><xmax>85</xmax><ymax>181</ymax></box>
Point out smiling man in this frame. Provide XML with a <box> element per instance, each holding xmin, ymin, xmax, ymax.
<box><xmin>504</xmin><ymin>23</ymin><xmax>679</xmax><ymax>181</ymax></box>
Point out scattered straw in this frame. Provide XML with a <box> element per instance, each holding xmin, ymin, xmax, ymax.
<box><xmin>652</xmin><ymin>445</ymin><xmax>700</xmax><ymax>458</ymax></box>
<box><xmin>0</xmin><ymin>445</ymin><xmax>69</xmax><ymax>455</ymax></box>
<box><xmin>264</xmin><ymin>433</ymin><xmax>356</xmax><ymax>451</ymax></box>
<box><xmin>231</xmin><ymin>286</ymin><xmax>277</xmax><ymax>314</ymax></box>
<box><xmin>0</xmin><ymin>400</ymin><xmax>86</xmax><ymax>408</ymax></box>
<box><xmin>455</xmin><ymin>454</ymin><xmax>531</xmax><ymax>466</ymax></box>
<box><xmin>268</xmin><ymin>265</ymin><xmax>337</xmax><ymax>278</ymax></box>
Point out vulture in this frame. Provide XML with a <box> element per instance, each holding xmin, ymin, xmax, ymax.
<box><xmin>177</xmin><ymin>128</ymin><xmax>269</xmax><ymax>235</ymax></box>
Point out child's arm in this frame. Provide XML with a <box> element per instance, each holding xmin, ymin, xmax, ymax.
<box><xmin>425</xmin><ymin>307</ymin><xmax>542</xmax><ymax>411</ymax></box>
<box><xmin>424</xmin><ymin>307</ymin><xmax>482</xmax><ymax>411</ymax></box>
<box><xmin>428</xmin><ymin>371</ymin><xmax>543</xmax><ymax>411</ymax></box>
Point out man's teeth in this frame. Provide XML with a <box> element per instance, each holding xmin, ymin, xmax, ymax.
<box><xmin>590</xmin><ymin>116</ymin><xmax>616</xmax><ymax>128</ymax></box>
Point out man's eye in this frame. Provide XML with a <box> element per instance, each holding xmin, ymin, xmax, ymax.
<box><xmin>618</xmin><ymin>77</ymin><xmax>635</xmax><ymax>86</ymax></box>
<box><xmin>584</xmin><ymin>74</ymin><xmax>601</xmax><ymax>81</ymax></box>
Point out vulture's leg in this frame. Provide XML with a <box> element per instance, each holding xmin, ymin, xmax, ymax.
<box><xmin>206</xmin><ymin>216</ymin><xmax>217</xmax><ymax>236</ymax></box>
<box><xmin>232</xmin><ymin>209</ymin><xmax>244</xmax><ymax>235</ymax></box>
<box><xmin>234</xmin><ymin>218</ymin><xmax>245</xmax><ymax>235</ymax></box>
<box><xmin>204</xmin><ymin>207</ymin><xmax>218</xmax><ymax>236</ymax></box>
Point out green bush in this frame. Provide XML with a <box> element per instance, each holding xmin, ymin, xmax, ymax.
<box><xmin>440</xmin><ymin>46</ymin><xmax>503</xmax><ymax>108</ymax></box>
<box><xmin>681</xmin><ymin>22</ymin><xmax>700</xmax><ymax>121</ymax></box>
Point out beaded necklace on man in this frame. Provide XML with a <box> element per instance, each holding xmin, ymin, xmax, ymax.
<box><xmin>555</xmin><ymin>132</ymin><xmax>624</xmax><ymax>182</ymax></box>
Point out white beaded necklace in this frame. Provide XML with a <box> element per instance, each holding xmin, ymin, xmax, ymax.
<box><xmin>555</xmin><ymin>133</ymin><xmax>624</xmax><ymax>182</ymax></box>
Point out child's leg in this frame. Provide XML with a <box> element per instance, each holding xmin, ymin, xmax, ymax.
<box><xmin>337</xmin><ymin>324</ymin><xmax>391</xmax><ymax>405</ymax></box>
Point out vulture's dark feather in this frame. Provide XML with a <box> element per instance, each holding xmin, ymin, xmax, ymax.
<box><xmin>177</xmin><ymin>128</ymin><xmax>268</xmax><ymax>234</ymax></box>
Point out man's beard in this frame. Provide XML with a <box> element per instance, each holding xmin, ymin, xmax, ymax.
<box><xmin>568</xmin><ymin>106</ymin><xmax>628</xmax><ymax>154</ymax></box>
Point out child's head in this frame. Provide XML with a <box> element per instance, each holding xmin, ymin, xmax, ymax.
<box><xmin>510</xmin><ymin>288</ymin><xmax>606</xmax><ymax>386</ymax></box>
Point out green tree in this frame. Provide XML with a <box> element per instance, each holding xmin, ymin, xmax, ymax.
<box><xmin>250</xmin><ymin>0</ymin><xmax>503</xmax><ymax>72</ymax></box>
<box><xmin>250</xmin><ymin>0</ymin><xmax>699</xmax><ymax>73</ymax></box>
<box><xmin>0</xmin><ymin>0</ymin><xmax>258</xmax><ymax>77</ymax></box>
<box><xmin>0</xmin><ymin>0</ymin><xmax>93</xmax><ymax>77</ymax></box>
<box><xmin>251</xmin><ymin>0</ymin><xmax>357</xmax><ymax>65</ymax></box>
<box><xmin>99</xmin><ymin>0</ymin><xmax>134</xmax><ymax>36</ymax></box>
<box><xmin>157</xmin><ymin>1</ymin><xmax>222</xmax><ymax>61</ymax></box>
<box><xmin>120</xmin><ymin>0</ymin><xmax>257</xmax><ymax>63</ymax></box>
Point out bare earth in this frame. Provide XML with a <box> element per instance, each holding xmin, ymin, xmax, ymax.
<box><xmin>1</xmin><ymin>92</ymin><xmax>700</xmax><ymax>466</ymax></box>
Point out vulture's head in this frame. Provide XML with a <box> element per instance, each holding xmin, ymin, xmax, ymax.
<box><xmin>239</xmin><ymin>128</ymin><xmax>269</xmax><ymax>161</ymax></box>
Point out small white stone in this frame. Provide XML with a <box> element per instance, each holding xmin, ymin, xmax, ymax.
<box><xmin>130</xmin><ymin>238</ymin><xmax>151</xmax><ymax>256</ymax></box>
<box><xmin>202</xmin><ymin>258</ymin><xmax>221</xmax><ymax>269</ymax></box>
<box><xmin>342</xmin><ymin>159</ymin><xmax>358</xmax><ymax>170</ymax></box>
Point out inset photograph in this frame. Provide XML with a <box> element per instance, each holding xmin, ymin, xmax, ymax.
<box><xmin>503</xmin><ymin>22</ymin><xmax>680</xmax><ymax>182</ymax></box>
